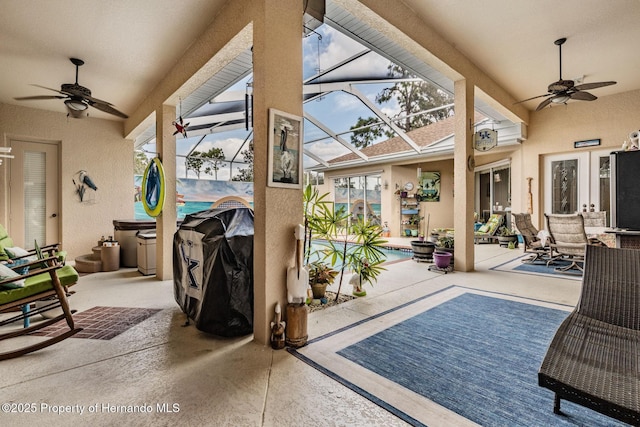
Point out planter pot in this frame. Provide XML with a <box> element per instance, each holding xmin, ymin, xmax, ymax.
<box><xmin>435</xmin><ymin>247</ymin><xmax>454</xmax><ymax>267</ymax></box>
<box><xmin>411</xmin><ymin>240</ymin><xmax>435</xmax><ymax>262</ymax></box>
<box><xmin>411</xmin><ymin>229</ymin><xmax>419</xmax><ymax>237</ymax></box>
<box><xmin>497</xmin><ymin>235</ymin><xmax>518</xmax><ymax>248</ymax></box>
<box><xmin>311</xmin><ymin>283</ymin><xmax>328</xmax><ymax>299</ymax></box>
<box><xmin>433</xmin><ymin>251</ymin><xmax>452</xmax><ymax>269</ymax></box>
<box><xmin>404</xmin><ymin>229</ymin><xmax>412</xmax><ymax>236</ymax></box>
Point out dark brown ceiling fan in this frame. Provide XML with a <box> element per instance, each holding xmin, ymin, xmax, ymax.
<box><xmin>515</xmin><ymin>37</ymin><xmax>616</xmax><ymax>111</ymax></box>
<box><xmin>14</xmin><ymin>57</ymin><xmax>128</xmax><ymax>119</ymax></box>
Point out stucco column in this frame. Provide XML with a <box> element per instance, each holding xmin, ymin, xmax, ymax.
<box><xmin>155</xmin><ymin>104</ymin><xmax>177</xmax><ymax>280</ymax></box>
<box><xmin>251</xmin><ymin>0</ymin><xmax>303</xmax><ymax>345</ymax></box>
<box><xmin>453</xmin><ymin>79</ymin><xmax>475</xmax><ymax>272</ymax></box>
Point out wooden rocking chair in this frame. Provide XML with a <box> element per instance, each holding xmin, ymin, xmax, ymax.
<box><xmin>0</xmin><ymin>256</ymin><xmax>81</xmax><ymax>360</ymax></box>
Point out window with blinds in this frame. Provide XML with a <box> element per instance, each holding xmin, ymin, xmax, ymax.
<box><xmin>23</xmin><ymin>151</ymin><xmax>46</xmax><ymax>245</ymax></box>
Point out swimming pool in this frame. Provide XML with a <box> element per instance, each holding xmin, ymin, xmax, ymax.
<box><xmin>309</xmin><ymin>240</ymin><xmax>412</xmax><ymax>266</ymax></box>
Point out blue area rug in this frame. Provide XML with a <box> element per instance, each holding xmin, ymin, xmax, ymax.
<box><xmin>290</xmin><ymin>287</ymin><xmax>626</xmax><ymax>426</ymax></box>
<box><xmin>491</xmin><ymin>255</ymin><xmax>582</xmax><ymax>281</ymax></box>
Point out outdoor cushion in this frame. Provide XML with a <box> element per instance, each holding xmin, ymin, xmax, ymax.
<box><xmin>477</xmin><ymin>214</ymin><xmax>502</xmax><ymax>234</ymax></box>
<box><xmin>0</xmin><ymin>264</ymin><xmax>78</xmax><ymax>305</ymax></box>
<box><xmin>0</xmin><ymin>224</ymin><xmax>14</xmax><ymax>262</ymax></box>
<box><xmin>0</xmin><ymin>263</ymin><xmax>25</xmax><ymax>288</ymax></box>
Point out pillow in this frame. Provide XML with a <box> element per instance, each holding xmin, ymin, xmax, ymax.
<box><xmin>11</xmin><ymin>258</ymin><xmax>30</xmax><ymax>276</ymax></box>
<box><xmin>4</xmin><ymin>246</ymin><xmax>31</xmax><ymax>259</ymax></box>
<box><xmin>0</xmin><ymin>262</ymin><xmax>26</xmax><ymax>289</ymax></box>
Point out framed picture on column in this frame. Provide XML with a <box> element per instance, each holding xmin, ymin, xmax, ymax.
<box><xmin>268</xmin><ymin>108</ymin><xmax>303</xmax><ymax>188</ymax></box>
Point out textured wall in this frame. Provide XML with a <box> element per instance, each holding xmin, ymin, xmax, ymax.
<box><xmin>0</xmin><ymin>103</ymin><xmax>133</xmax><ymax>259</ymax></box>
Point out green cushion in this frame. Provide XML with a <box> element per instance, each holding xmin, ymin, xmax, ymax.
<box><xmin>0</xmin><ymin>265</ymin><xmax>79</xmax><ymax>305</ymax></box>
<box><xmin>0</xmin><ymin>224</ymin><xmax>14</xmax><ymax>262</ymax></box>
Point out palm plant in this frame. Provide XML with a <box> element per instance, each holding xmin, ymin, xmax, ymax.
<box><xmin>303</xmin><ymin>184</ymin><xmax>387</xmax><ymax>302</ymax></box>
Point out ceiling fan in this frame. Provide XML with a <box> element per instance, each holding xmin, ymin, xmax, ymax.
<box><xmin>14</xmin><ymin>57</ymin><xmax>128</xmax><ymax>119</ymax></box>
<box><xmin>516</xmin><ymin>37</ymin><xmax>616</xmax><ymax>111</ymax></box>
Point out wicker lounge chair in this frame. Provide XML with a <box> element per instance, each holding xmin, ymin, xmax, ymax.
<box><xmin>512</xmin><ymin>213</ymin><xmax>549</xmax><ymax>263</ymax></box>
<box><xmin>538</xmin><ymin>244</ymin><xmax>640</xmax><ymax>425</ymax></box>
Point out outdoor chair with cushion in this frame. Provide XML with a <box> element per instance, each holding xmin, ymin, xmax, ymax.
<box><xmin>512</xmin><ymin>213</ymin><xmax>550</xmax><ymax>263</ymax></box>
<box><xmin>538</xmin><ymin>244</ymin><xmax>640</xmax><ymax>425</ymax></box>
<box><xmin>580</xmin><ymin>211</ymin><xmax>606</xmax><ymax>227</ymax></box>
<box><xmin>544</xmin><ymin>213</ymin><xmax>589</xmax><ymax>273</ymax></box>
<box><xmin>474</xmin><ymin>213</ymin><xmax>504</xmax><ymax>243</ymax></box>
<box><xmin>0</xmin><ymin>223</ymin><xmax>67</xmax><ymax>264</ymax></box>
<box><xmin>0</xmin><ymin>256</ymin><xmax>81</xmax><ymax>360</ymax></box>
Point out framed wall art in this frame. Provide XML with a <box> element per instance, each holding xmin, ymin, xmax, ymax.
<box><xmin>268</xmin><ymin>108</ymin><xmax>303</xmax><ymax>188</ymax></box>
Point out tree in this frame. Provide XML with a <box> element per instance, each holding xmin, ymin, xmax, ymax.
<box><xmin>349</xmin><ymin>64</ymin><xmax>454</xmax><ymax>148</ymax></box>
<box><xmin>350</xmin><ymin>117</ymin><xmax>387</xmax><ymax>149</ymax></box>
<box><xmin>232</xmin><ymin>141</ymin><xmax>254</xmax><ymax>182</ymax></box>
<box><xmin>134</xmin><ymin>151</ymin><xmax>149</xmax><ymax>175</ymax></box>
<box><xmin>202</xmin><ymin>147</ymin><xmax>226</xmax><ymax>180</ymax></box>
<box><xmin>185</xmin><ymin>155</ymin><xmax>205</xmax><ymax>179</ymax></box>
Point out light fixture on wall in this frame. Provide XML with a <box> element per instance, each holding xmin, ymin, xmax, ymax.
<box><xmin>384</xmin><ymin>180</ymin><xmax>388</xmax><ymax>190</ymax></box>
<box><xmin>417</xmin><ymin>167</ymin><xmax>422</xmax><ymax>179</ymax></box>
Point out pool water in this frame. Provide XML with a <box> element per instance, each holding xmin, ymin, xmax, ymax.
<box><xmin>309</xmin><ymin>241</ymin><xmax>412</xmax><ymax>266</ymax></box>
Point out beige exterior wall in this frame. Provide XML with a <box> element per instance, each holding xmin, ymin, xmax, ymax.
<box><xmin>521</xmin><ymin>89</ymin><xmax>640</xmax><ymax>229</ymax></box>
<box><xmin>0</xmin><ymin>103</ymin><xmax>132</xmax><ymax>260</ymax></box>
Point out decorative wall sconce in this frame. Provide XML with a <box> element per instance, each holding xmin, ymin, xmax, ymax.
<box><xmin>417</xmin><ymin>167</ymin><xmax>422</xmax><ymax>179</ymax></box>
<box><xmin>384</xmin><ymin>180</ymin><xmax>389</xmax><ymax>190</ymax></box>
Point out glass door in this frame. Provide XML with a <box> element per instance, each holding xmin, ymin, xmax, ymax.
<box><xmin>544</xmin><ymin>150</ymin><xmax>611</xmax><ymax>224</ymax></box>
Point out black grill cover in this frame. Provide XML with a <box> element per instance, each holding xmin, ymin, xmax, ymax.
<box><xmin>173</xmin><ymin>207</ymin><xmax>254</xmax><ymax>336</ymax></box>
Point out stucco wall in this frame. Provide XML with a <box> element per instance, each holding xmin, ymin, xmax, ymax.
<box><xmin>0</xmin><ymin>103</ymin><xmax>133</xmax><ymax>259</ymax></box>
<box><xmin>520</xmin><ymin>89</ymin><xmax>640</xmax><ymax>228</ymax></box>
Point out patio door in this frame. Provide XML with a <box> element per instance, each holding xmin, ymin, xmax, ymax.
<box><xmin>8</xmin><ymin>139</ymin><xmax>60</xmax><ymax>247</ymax></box>
<box><xmin>544</xmin><ymin>149</ymin><xmax>611</xmax><ymax>224</ymax></box>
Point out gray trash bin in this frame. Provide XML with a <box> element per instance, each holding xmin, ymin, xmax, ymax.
<box><xmin>137</xmin><ymin>232</ymin><xmax>156</xmax><ymax>275</ymax></box>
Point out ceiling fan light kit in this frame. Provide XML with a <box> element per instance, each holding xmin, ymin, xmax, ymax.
<box><xmin>14</xmin><ymin>57</ymin><xmax>128</xmax><ymax>119</ymax></box>
<box><xmin>515</xmin><ymin>37</ymin><xmax>616</xmax><ymax>111</ymax></box>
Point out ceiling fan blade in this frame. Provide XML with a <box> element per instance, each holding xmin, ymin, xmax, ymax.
<box><xmin>30</xmin><ymin>84</ymin><xmax>69</xmax><ymax>96</ymax></box>
<box><xmin>14</xmin><ymin>95</ymin><xmax>66</xmax><ymax>101</ymax></box>
<box><xmin>514</xmin><ymin>93</ymin><xmax>552</xmax><ymax>105</ymax></box>
<box><xmin>570</xmin><ymin>91</ymin><xmax>597</xmax><ymax>101</ymax></box>
<box><xmin>90</xmin><ymin>102</ymin><xmax>128</xmax><ymax>119</ymax></box>
<box><xmin>535</xmin><ymin>97</ymin><xmax>554</xmax><ymax>111</ymax></box>
<box><xmin>573</xmin><ymin>81</ymin><xmax>616</xmax><ymax>91</ymax></box>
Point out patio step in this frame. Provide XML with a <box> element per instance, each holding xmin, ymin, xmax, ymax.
<box><xmin>74</xmin><ymin>254</ymin><xmax>102</xmax><ymax>273</ymax></box>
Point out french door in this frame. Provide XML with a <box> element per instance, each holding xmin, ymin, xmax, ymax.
<box><xmin>544</xmin><ymin>149</ymin><xmax>611</xmax><ymax>224</ymax></box>
<box><xmin>9</xmin><ymin>139</ymin><xmax>60</xmax><ymax>247</ymax></box>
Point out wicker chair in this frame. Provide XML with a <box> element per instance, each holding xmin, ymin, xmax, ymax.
<box><xmin>545</xmin><ymin>213</ymin><xmax>588</xmax><ymax>273</ymax></box>
<box><xmin>512</xmin><ymin>213</ymin><xmax>549</xmax><ymax>263</ymax></box>
<box><xmin>538</xmin><ymin>245</ymin><xmax>640</xmax><ymax>425</ymax></box>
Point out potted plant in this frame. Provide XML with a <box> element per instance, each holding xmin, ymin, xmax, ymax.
<box><xmin>497</xmin><ymin>226</ymin><xmax>519</xmax><ymax>248</ymax></box>
<box><xmin>434</xmin><ymin>235</ymin><xmax>454</xmax><ymax>268</ymax></box>
<box><xmin>409</xmin><ymin>214</ymin><xmax>423</xmax><ymax>237</ymax></box>
<box><xmin>303</xmin><ymin>184</ymin><xmax>387</xmax><ymax>302</ymax></box>
<box><xmin>308</xmin><ymin>261</ymin><xmax>338</xmax><ymax>299</ymax></box>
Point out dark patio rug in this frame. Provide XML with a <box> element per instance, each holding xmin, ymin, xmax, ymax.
<box><xmin>32</xmin><ymin>306</ymin><xmax>161</xmax><ymax>340</ymax></box>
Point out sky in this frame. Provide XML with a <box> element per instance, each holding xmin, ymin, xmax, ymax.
<box><xmin>142</xmin><ymin>24</ymin><xmax>400</xmax><ymax>181</ymax></box>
